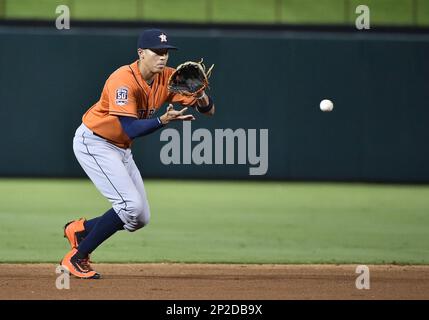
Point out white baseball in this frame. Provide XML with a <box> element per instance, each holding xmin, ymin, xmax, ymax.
<box><xmin>320</xmin><ymin>99</ymin><xmax>334</xmax><ymax>112</ymax></box>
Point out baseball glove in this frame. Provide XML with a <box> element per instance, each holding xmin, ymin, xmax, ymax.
<box><xmin>168</xmin><ymin>59</ymin><xmax>214</xmax><ymax>97</ymax></box>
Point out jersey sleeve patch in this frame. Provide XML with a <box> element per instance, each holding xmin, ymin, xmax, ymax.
<box><xmin>115</xmin><ymin>87</ymin><xmax>129</xmax><ymax>106</ymax></box>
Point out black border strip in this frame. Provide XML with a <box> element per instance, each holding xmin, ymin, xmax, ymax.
<box><xmin>0</xmin><ymin>300</ymin><xmax>425</xmax><ymax>317</ymax></box>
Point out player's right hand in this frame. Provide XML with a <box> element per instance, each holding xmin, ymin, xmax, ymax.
<box><xmin>160</xmin><ymin>104</ymin><xmax>195</xmax><ymax>125</ymax></box>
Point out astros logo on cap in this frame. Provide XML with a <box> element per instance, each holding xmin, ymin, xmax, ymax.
<box><xmin>159</xmin><ymin>34</ymin><xmax>167</xmax><ymax>42</ymax></box>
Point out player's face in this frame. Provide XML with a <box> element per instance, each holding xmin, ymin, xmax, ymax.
<box><xmin>142</xmin><ymin>48</ymin><xmax>169</xmax><ymax>74</ymax></box>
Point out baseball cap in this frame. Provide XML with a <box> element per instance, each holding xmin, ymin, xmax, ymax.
<box><xmin>137</xmin><ymin>29</ymin><xmax>178</xmax><ymax>50</ymax></box>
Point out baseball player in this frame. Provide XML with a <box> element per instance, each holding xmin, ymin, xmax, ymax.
<box><xmin>61</xmin><ymin>29</ymin><xmax>215</xmax><ymax>279</ymax></box>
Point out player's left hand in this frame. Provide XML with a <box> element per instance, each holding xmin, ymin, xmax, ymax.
<box><xmin>168</xmin><ymin>59</ymin><xmax>214</xmax><ymax>97</ymax></box>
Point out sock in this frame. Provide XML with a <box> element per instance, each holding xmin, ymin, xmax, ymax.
<box><xmin>76</xmin><ymin>208</ymin><xmax>125</xmax><ymax>258</ymax></box>
<box><xmin>83</xmin><ymin>217</ymin><xmax>101</xmax><ymax>235</ymax></box>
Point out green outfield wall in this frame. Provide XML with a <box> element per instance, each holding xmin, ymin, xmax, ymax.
<box><xmin>1</xmin><ymin>26</ymin><xmax>428</xmax><ymax>181</ymax></box>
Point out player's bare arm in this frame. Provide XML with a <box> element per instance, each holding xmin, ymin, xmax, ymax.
<box><xmin>194</xmin><ymin>91</ymin><xmax>215</xmax><ymax>116</ymax></box>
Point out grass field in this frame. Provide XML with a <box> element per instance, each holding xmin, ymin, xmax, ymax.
<box><xmin>0</xmin><ymin>179</ymin><xmax>428</xmax><ymax>264</ymax></box>
<box><xmin>1</xmin><ymin>0</ymin><xmax>429</xmax><ymax>26</ymax></box>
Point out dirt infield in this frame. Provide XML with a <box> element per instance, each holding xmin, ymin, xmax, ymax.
<box><xmin>1</xmin><ymin>264</ymin><xmax>428</xmax><ymax>300</ymax></box>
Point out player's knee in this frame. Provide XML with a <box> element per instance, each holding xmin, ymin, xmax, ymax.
<box><xmin>135</xmin><ymin>210</ymin><xmax>150</xmax><ymax>231</ymax></box>
<box><xmin>125</xmin><ymin>199</ymin><xmax>150</xmax><ymax>232</ymax></box>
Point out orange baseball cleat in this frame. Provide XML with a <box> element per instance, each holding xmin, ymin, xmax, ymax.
<box><xmin>60</xmin><ymin>249</ymin><xmax>100</xmax><ymax>279</ymax></box>
<box><xmin>63</xmin><ymin>218</ymin><xmax>87</xmax><ymax>249</ymax></box>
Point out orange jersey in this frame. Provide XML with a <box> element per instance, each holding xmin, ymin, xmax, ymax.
<box><xmin>82</xmin><ymin>60</ymin><xmax>197</xmax><ymax>148</ymax></box>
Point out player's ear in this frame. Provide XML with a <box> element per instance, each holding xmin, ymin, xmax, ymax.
<box><xmin>137</xmin><ymin>48</ymin><xmax>144</xmax><ymax>60</ymax></box>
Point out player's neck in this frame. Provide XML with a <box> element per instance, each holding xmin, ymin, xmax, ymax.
<box><xmin>138</xmin><ymin>60</ymin><xmax>156</xmax><ymax>84</ymax></box>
